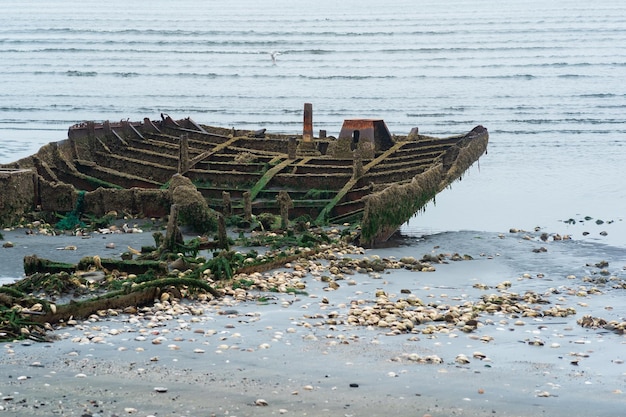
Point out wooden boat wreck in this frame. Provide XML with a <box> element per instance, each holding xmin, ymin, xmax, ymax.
<box><xmin>0</xmin><ymin>104</ymin><xmax>488</xmax><ymax>246</ymax></box>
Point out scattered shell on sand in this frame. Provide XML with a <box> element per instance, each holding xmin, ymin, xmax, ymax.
<box><xmin>455</xmin><ymin>354</ymin><xmax>470</xmax><ymax>364</ymax></box>
<box><xmin>472</xmin><ymin>351</ymin><xmax>487</xmax><ymax>360</ymax></box>
<box><xmin>5</xmin><ymin>225</ymin><xmax>622</xmax><ymax>417</ymax></box>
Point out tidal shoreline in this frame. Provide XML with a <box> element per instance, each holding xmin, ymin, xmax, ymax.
<box><xmin>1</xmin><ymin>225</ymin><xmax>625</xmax><ymax>416</ymax></box>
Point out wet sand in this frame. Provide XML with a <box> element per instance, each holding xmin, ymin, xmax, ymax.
<box><xmin>1</xmin><ymin>226</ymin><xmax>625</xmax><ymax>416</ymax></box>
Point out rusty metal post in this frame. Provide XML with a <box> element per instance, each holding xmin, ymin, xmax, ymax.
<box><xmin>297</xmin><ymin>103</ymin><xmax>320</xmax><ymax>156</ymax></box>
<box><xmin>303</xmin><ymin>103</ymin><xmax>313</xmax><ymax>142</ymax></box>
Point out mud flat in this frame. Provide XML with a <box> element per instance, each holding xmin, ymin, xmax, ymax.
<box><xmin>1</xmin><ymin>227</ymin><xmax>625</xmax><ymax>416</ymax></box>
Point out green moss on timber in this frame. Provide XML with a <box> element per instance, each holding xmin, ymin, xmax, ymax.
<box><xmin>361</xmin><ymin>189</ymin><xmax>437</xmax><ymax>243</ymax></box>
<box><xmin>174</xmin><ymin>238</ymin><xmax>201</xmax><ymax>258</ymax></box>
<box><xmin>177</xmin><ymin>200</ymin><xmax>218</xmax><ymax>235</ymax></box>
<box><xmin>77</xmin><ymin>257</ymin><xmax>167</xmax><ymax>275</ymax></box>
<box><xmin>226</xmin><ymin>215</ymin><xmax>249</xmax><ymax>228</ymax></box>
<box><xmin>203</xmin><ymin>256</ymin><xmax>233</xmax><ymax>280</ymax></box>
<box><xmin>12</xmin><ymin>271</ymin><xmax>87</xmax><ymax>296</ymax></box>
<box><xmin>361</xmin><ymin>131</ymin><xmax>488</xmax><ymax>245</ymax></box>
<box><xmin>303</xmin><ymin>189</ymin><xmax>335</xmax><ymax>199</ymax></box>
<box><xmin>129</xmin><ymin>277</ymin><xmax>218</xmax><ymax>296</ymax></box>
<box><xmin>0</xmin><ymin>286</ymin><xmax>26</xmax><ymax>299</ymax></box>
<box><xmin>361</xmin><ymin>166</ymin><xmax>442</xmax><ymax>245</ymax></box>
<box><xmin>86</xmin><ymin>177</ymin><xmax>123</xmax><ymax>189</ymax></box>
<box><xmin>315</xmin><ymin>178</ymin><xmax>358</xmax><ymax>225</ymax></box>
<box><xmin>23</xmin><ymin>256</ymin><xmax>76</xmax><ymax>276</ymax></box>
<box><xmin>249</xmin><ymin>158</ymin><xmax>291</xmax><ymax>200</ymax></box>
<box><xmin>105</xmin><ymin>269</ymin><xmax>159</xmax><ymax>291</ymax></box>
<box><xmin>84</xmin><ymin>212</ymin><xmax>116</xmax><ymax>229</ymax></box>
<box><xmin>232</xmin><ymin>278</ymin><xmax>255</xmax><ymax>290</ymax></box>
<box><xmin>256</xmin><ymin>213</ymin><xmax>280</xmax><ymax>231</ymax></box>
<box><xmin>316</xmin><ymin>141</ymin><xmax>408</xmax><ymax>225</ymax></box>
<box><xmin>77</xmin><ymin>276</ymin><xmax>218</xmax><ymax>301</ymax></box>
<box><xmin>237</xmin><ymin>229</ymin><xmax>329</xmax><ymax>250</ymax></box>
<box><xmin>0</xmin><ymin>305</ymin><xmax>49</xmax><ymax>342</ymax></box>
<box><xmin>126</xmin><ymin>269</ymin><xmax>157</xmax><ymax>285</ymax></box>
<box><xmin>191</xmin><ymin>179</ymin><xmax>213</xmax><ymax>188</ymax></box>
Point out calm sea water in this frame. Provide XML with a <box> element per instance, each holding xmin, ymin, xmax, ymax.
<box><xmin>1</xmin><ymin>0</ymin><xmax>625</xmax><ymax>243</ymax></box>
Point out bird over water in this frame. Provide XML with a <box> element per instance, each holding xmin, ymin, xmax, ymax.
<box><xmin>270</xmin><ymin>51</ymin><xmax>282</xmax><ymax>65</ymax></box>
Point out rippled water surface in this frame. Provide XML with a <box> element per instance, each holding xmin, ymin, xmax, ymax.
<box><xmin>1</xmin><ymin>0</ymin><xmax>625</xmax><ymax>236</ymax></box>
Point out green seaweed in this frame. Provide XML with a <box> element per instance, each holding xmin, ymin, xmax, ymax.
<box><xmin>56</xmin><ymin>190</ymin><xmax>86</xmax><ymax>230</ymax></box>
<box><xmin>12</xmin><ymin>271</ymin><xmax>87</xmax><ymax>296</ymax></box>
<box><xmin>190</xmin><ymin>255</ymin><xmax>233</xmax><ymax>281</ymax></box>
<box><xmin>86</xmin><ymin>177</ymin><xmax>123</xmax><ymax>190</ymax></box>
<box><xmin>174</xmin><ymin>238</ymin><xmax>202</xmax><ymax>258</ymax></box>
<box><xmin>0</xmin><ymin>305</ymin><xmax>50</xmax><ymax>342</ymax></box>
<box><xmin>232</xmin><ymin>278</ymin><xmax>255</xmax><ymax>290</ymax></box>
<box><xmin>303</xmin><ymin>189</ymin><xmax>335</xmax><ymax>199</ymax></box>
<box><xmin>83</xmin><ymin>212</ymin><xmax>116</xmax><ymax>229</ymax></box>
<box><xmin>0</xmin><ymin>286</ymin><xmax>26</xmax><ymax>299</ymax></box>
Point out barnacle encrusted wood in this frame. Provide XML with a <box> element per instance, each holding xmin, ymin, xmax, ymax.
<box><xmin>360</xmin><ymin>126</ymin><xmax>488</xmax><ymax>245</ymax></box>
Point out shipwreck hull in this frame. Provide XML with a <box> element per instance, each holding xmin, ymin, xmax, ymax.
<box><xmin>1</xmin><ymin>111</ymin><xmax>488</xmax><ymax>245</ymax></box>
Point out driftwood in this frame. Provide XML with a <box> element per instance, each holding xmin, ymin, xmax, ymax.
<box><xmin>23</xmin><ymin>254</ymin><xmax>167</xmax><ymax>276</ymax></box>
<box><xmin>26</xmin><ymin>276</ymin><xmax>221</xmax><ymax>325</ymax></box>
<box><xmin>29</xmin><ymin>286</ymin><xmax>158</xmax><ymax>324</ymax></box>
<box><xmin>23</xmin><ymin>255</ymin><xmax>75</xmax><ymax>276</ymax></box>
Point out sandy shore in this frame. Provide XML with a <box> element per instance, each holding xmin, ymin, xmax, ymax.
<box><xmin>1</xmin><ymin>226</ymin><xmax>625</xmax><ymax>416</ymax></box>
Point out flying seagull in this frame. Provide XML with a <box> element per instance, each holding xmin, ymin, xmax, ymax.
<box><xmin>270</xmin><ymin>51</ymin><xmax>282</xmax><ymax>65</ymax></box>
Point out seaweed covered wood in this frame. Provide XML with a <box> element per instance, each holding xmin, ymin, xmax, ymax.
<box><xmin>361</xmin><ymin>165</ymin><xmax>443</xmax><ymax>246</ymax></box>
<box><xmin>0</xmin><ymin>169</ymin><xmax>36</xmax><ymax>227</ymax></box>
<box><xmin>360</xmin><ymin>126</ymin><xmax>489</xmax><ymax>246</ymax></box>
<box><xmin>169</xmin><ymin>174</ymin><xmax>218</xmax><ymax>234</ymax></box>
<box><xmin>28</xmin><ymin>276</ymin><xmax>221</xmax><ymax>325</ymax></box>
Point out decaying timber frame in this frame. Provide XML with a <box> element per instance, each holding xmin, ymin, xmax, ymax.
<box><xmin>0</xmin><ymin>104</ymin><xmax>488</xmax><ymax>245</ymax></box>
